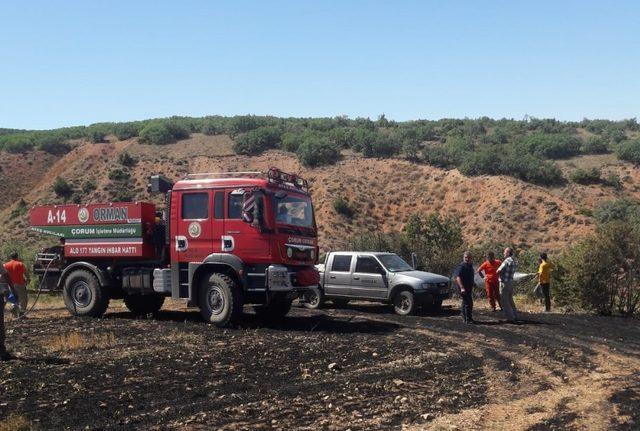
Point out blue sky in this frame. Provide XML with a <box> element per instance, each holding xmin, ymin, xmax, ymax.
<box><xmin>1</xmin><ymin>0</ymin><xmax>638</xmax><ymax>129</ymax></box>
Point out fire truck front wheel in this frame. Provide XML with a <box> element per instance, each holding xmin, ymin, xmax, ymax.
<box><xmin>63</xmin><ymin>269</ymin><xmax>110</xmax><ymax>317</ymax></box>
<box><xmin>198</xmin><ymin>273</ymin><xmax>243</xmax><ymax>327</ymax></box>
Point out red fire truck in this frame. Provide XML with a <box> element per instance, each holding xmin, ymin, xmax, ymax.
<box><xmin>30</xmin><ymin>168</ymin><xmax>320</xmax><ymax>326</ymax></box>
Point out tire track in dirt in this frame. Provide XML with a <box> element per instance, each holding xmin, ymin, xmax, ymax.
<box><xmin>320</xmin><ymin>306</ymin><xmax>639</xmax><ymax>431</ymax></box>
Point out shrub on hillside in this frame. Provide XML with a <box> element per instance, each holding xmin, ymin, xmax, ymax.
<box><xmin>1</xmin><ymin>135</ymin><xmax>35</xmax><ymax>153</ymax></box>
<box><xmin>500</xmin><ymin>152</ymin><xmax>564</xmax><ymax>185</ymax></box>
<box><xmin>200</xmin><ymin>118</ymin><xmax>225</xmax><ymax>135</ymax></box>
<box><xmin>519</xmin><ymin>133</ymin><xmax>582</xmax><ymax>159</ymax></box>
<box><xmin>281</xmin><ymin>132</ymin><xmax>306</xmax><ymax>153</ymax></box>
<box><xmin>602</xmin><ymin>173</ymin><xmax>623</xmax><ymax>190</ymax></box>
<box><xmin>228</xmin><ymin>115</ymin><xmax>278</xmax><ymax>136</ymax></box>
<box><xmin>569</xmin><ymin>168</ymin><xmax>601</xmax><ymax>185</ymax></box>
<box><xmin>9</xmin><ymin>199</ymin><xmax>28</xmax><ymax>219</ymax></box>
<box><xmin>581</xmin><ymin>136</ymin><xmax>609</xmax><ymax>154</ymax></box>
<box><xmin>233</xmin><ymin>126</ymin><xmax>282</xmax><ymax>156</ymax></box>
<box><xmin>362</xmin><ymin>134</ymin><xmax>401</xmax><ymax>158</ymax></box>
<box><xmin>296</xmin><ymin>136</ymin><xmax>340</xmax><ymax>167</ymax></box>
<box><xmin>554</xmin><ymin>222</ymin><xmax>640</xmax><ymax>315</ymax></box>
<box><xmin>458</xmin><ymin>148</ymin><xmax>499</xmax><ymax>176</ymax></box>
<box><xmin>402</xmin><ymin>139</ymin><xmax>421</xmax><ymax>161</ymax></box>
<box><xmin>139</xmin><ymin>123</ymin><xmax>175</xmax><ymax>145</ymax></box>
<box><xmin>38</xmin><ymin>140</ymin><xmax>71</xmax><ymax>155</ymax></box>
<box><xmin>118</xmin><ymin>152</ymin><xmax>138</xmax><ymax>167</ymax></box>
<box><xmin>328</xmin><ymin>127</ymin><xmax>356</xmax><ymax>149</ymax></box>
<box><xmin>82</xmin><ymin>180</ymin><xmax>97</xmax><ymax>194</ymax></box>
<box><xmin>350</xmin><ymin>127</ymin><xmax>376</xmax><ymax>153</ymax></box>
<box><xmin>53</xmin><ymin>177</ymin><xmax>74</xmax><ymax>200</ymax></box>
<box><xmin>87</xmin><ymin>128</ymin><xmax>107</xmax><ymax>143</ymax></box>
<box><xmin>458</xmin><ymin>146</ymin><xmax>564</xmax><ymax>185</ymax></box>
<box><xmin>333</xmin><ymin>197</ymin><xmax>354</xmax><ymax>218</ymax></box>
<box><xmin>108</xmin><ymin>168</ymin><xmax>131</xmax><ymax>182</ymax></box>
<box><xmin>163</xmin><ymin>119</ymin><xmax>191</xmax><ymax>140</ymax></box>
<box><xmin>616</xmin><ymin>139</ymin><xmax>640</xmax><ymax>164</ymax></box>
<box><xmin>422</xmin><ymin>146</ymin><xmax>457</xmax><ymax>168</ymax></box>
<box><xmin>604</xmin><ymin>126</ymin><xmax>626</xmax><ymax>144</ymax></box>
<box><xmin>593</xmin><ymin>199</ymin><xmax>640</xmax><ymax>225</ymax></box>
<box><xmin>114</xmin><ymin>123</ymin><xmax>140</xmax><ymax>140</ymax></box>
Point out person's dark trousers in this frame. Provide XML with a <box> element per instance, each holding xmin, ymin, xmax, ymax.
<box><xmin>541</xmin><ymin>283</ymin><xmax>551</xmax><ymax>312</ymax></box>
<box><xmin>460</xmin><ymin>290</ymin><xmax>473</xmax><ymax>323</ymax></box>
<box><xmin>0</xmin><ymin>295</ymin><xmax>6</xmax><ymax>355</ymax></box>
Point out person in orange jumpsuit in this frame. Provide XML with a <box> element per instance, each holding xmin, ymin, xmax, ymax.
<box><xmin>477</xmin><ymin>251</ymin><xmax>502</xmax><ymax>311</ymax></box>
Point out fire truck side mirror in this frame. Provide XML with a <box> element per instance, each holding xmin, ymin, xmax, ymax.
<box><xmin>148</xmin><ymin>175</ymin><xmax>174</xmax><ymax>194</ymax></box>
<box><xmin>241</xmin><ymin>192</ymin><xmax>255</xmax><ymax>224</ymax></box>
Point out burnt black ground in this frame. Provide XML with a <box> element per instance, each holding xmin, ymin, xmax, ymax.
<box><xmin>1</xmin><ymin>301</ymin><xmax>639</xmax><ymax>430</ymax></box>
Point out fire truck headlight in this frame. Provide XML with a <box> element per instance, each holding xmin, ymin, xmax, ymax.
<box><xmin>286</xmin><ymin>247</ymin><xmax>293</xmax><ymax>258</ymax></box>
<box><xmin>310</xmin><ymin>249</ymin><xmax>315</xmax><ymax>260</ymax></box>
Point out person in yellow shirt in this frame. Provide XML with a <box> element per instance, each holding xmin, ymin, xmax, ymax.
<box><xmin>537</xmin><ymin>252</ymin><xmax>554</xmax><ymax>312</ymax></box>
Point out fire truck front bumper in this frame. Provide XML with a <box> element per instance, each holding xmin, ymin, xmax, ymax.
<box><xmin>267</xmin><ymin>265</ymin><xmax>319</xmax><ymax>292</ymax></box>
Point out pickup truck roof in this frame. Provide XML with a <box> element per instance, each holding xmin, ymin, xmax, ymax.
<box><xmin>326</xmin><ymin>251</ymin><xmax>395</xmax><ymax>256</ymax></box>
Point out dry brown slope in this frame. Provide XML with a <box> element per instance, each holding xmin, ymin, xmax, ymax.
<box><xmin>3</xmin><ymin>134</ymin><xmax>640</xmax><ymax>252</ymax></box>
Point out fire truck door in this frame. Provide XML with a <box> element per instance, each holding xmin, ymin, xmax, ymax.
<box><xmin>176</xmin><ymin>191</ymin><xmax>214</xmax><ymax>262</ymax></box>
<box><xmin>223</xmin><ymin>190</ymin><xmax>269</xmax><ymax>257</ymax></box>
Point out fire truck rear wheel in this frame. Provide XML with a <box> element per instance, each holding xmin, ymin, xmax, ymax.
<box><xmin>63</xmin><ymin>269</ymin><xmax>110</xmax><ymax>318</ymax></box>
<box><xmin>124</xmin><ymin>294</ymin><xmax>165</xmax><ymax>316</ymax></box>
<box><xmin>199</xmin><ymin>273</ymin><xmax>243</xmax><ymax>327</ymax></box>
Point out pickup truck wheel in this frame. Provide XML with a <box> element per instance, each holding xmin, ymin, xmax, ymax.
<box><xmin>393</xmin><ymin>289</ymin><xmax>416</xmax><ymax>316</ymax></box>
<box><xmin>63</xmin><ymin>269</ymin><xmax>110</xmax><ymax>317</ymax></box>
<box><xmin>124</xmin><ymin>294</ymin><xmax>165</xmax><ymax>316</ymax></box>
<box><xmin>332</xmin><ymin>298</ymin><xmax>350</xmax><ymax>308</ymax></box>
<box><xmin>254</xmin><ymin>298</ymin><xmax>293</xmax><ymax>320</ymax></box>
<box><xmin>303</xmin><ymin>287</ymin><xmax>324</xmax><ymax>310</ymax></box>
<box><xmin>199</xmin><ymin>273</ymin><xmax>243</xmax><ymax>327</ymax></box>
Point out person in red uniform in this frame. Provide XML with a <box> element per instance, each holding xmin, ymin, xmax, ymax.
<box><xmin>477</xmin><ymin>251</ymin><xmax>502</xmax><ymax>311</ymax></box>
<box><xmin>4</xmin><ymin>252</ymin><xmax>29</xmax><ymax>316</ymax></box>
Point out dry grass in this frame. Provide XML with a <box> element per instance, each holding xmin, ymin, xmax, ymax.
<box><xmin>0</xmin><ymin>414</ymin><xmax>33</xmax><ymax>431</ymax></box>
<box><xmin>42</xmin><ymin>331</ymin><xmax>116</xmax><ymax>353</ymax></box>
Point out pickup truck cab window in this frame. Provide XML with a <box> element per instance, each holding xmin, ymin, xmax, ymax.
<box><xmin>378</xmin><ymin>254</ymin><xmax>413</xmax><ymax>272</ymax></box>
<box><xmin>331</xmin><ymin>255</ymin><xmax>352</xmax><ymax>272</ymax></box>
<box><xmin>355</xmin><ymin>256</ymin><xmax>383</xmax><ymax>274</ymax></box>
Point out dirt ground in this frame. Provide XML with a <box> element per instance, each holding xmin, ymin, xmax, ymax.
<box><xmin>1</xmin><ymin>297</ymin><xmax>639</xmax><ymax>431</ymax></box>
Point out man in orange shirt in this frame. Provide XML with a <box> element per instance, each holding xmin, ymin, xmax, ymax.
<box><xmin>4</xmin><ymin>252</ymin><xmax>29</xmax><ymax>316</ymax></box>
<box><xmin>477</xmin><ymin>251</ymin><xmax>502</xmax><ymax>311</ymax></box>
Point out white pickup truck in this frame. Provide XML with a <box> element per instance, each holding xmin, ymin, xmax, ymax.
<box><xmin>307</xmin><ymin>251</ymin><xmax>452</xmax><ymax>315</ymax></box>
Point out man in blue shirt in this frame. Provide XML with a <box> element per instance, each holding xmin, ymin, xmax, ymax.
<box><xmin>454</xmin><ymin>251</ymin><xmax>476</xmax><ymax>324</ymax></box>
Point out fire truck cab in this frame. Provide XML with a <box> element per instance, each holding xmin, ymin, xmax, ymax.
<box><xmin>31</xmin><ymin>168</ymin><xmax>320</xmax><ymax>327</ymax></box>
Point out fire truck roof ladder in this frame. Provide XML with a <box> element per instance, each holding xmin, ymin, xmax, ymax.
<box><xmin>183</xmin><ymin>172</ymin><xmax>262</xmax><ymax>180</ymax></box>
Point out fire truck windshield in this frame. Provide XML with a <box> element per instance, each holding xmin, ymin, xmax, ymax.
<box><xmin>274</xmin><ymin>194</ymin><xmax>314</xmax><ymax>228</ymax></box>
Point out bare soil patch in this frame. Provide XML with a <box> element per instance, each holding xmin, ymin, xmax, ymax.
<box><xmin>1</xmin><ymin>300</ymin><xmax>638</xmax><ymax>430</ymax></box>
